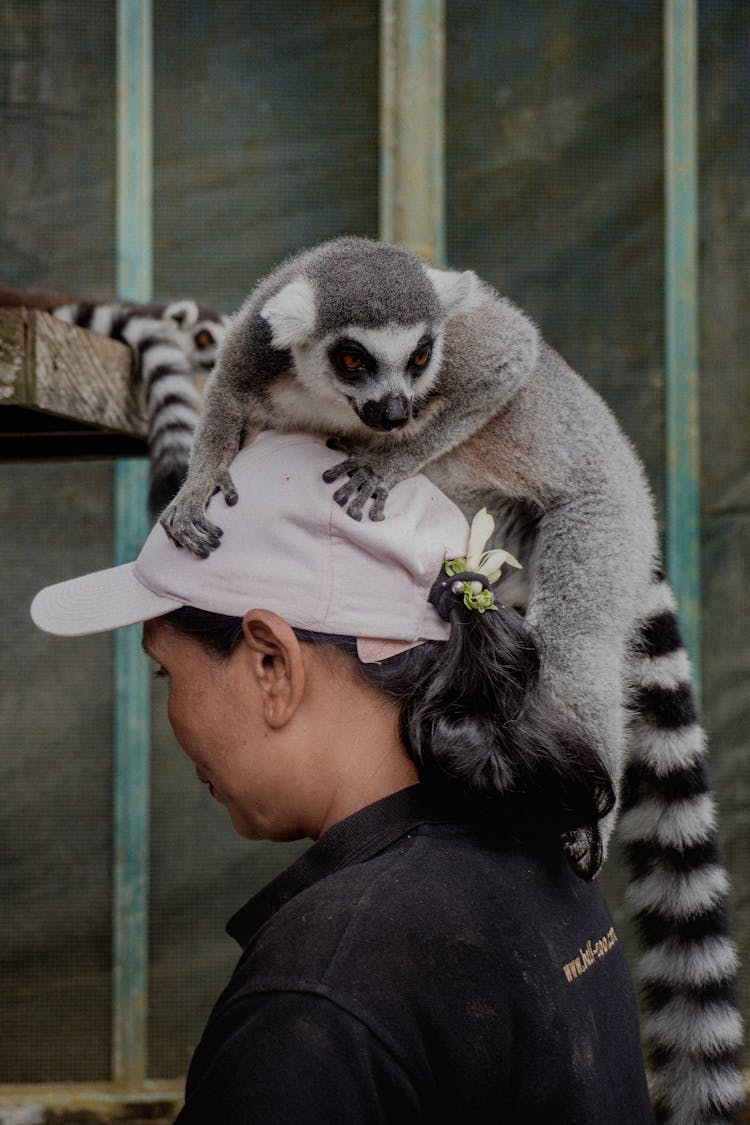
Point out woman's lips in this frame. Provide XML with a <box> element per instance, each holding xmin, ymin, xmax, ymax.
<box><xmin>196</xmin><ymin>768</ymin><xmax>217</xmax><ymax>799</ymax></box>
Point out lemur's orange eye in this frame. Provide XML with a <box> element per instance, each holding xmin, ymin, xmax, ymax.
<box><xmin>412</xmin><ymin>348</ymin><xmax>431</xmax><ymax>367</ymax></box>
<box><xmin>194</xmin><ymin>329</ymin><xmax>214</xmax><ymax>349</ymax></box>
<box><xmin>331</xmin><ymin>341</ymin><xmax>370</xmax><ymax>377</ymax></box>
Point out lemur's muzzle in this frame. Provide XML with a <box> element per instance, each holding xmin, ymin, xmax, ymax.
<box><xmin>358</xmin><ymin>395</ymin><xmax>412</xmax><ymax>432</ymax></box>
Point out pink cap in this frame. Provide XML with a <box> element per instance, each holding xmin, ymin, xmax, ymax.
<box><xmin>30</xmin><ymin>431</ymin><xmax>471</xmax><ymax>662</ymax></box>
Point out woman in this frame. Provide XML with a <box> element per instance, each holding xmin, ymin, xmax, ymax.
<box><xmin>32</xmin><ymin>431</ymin><xmax>653</xmax><ymax>1123</ymax></box>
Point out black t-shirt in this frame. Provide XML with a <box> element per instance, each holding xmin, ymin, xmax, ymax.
<box><xmin>176</xmin><ymin>786</ymin><xmax>654</xmax><ymax>1123</ymax></box>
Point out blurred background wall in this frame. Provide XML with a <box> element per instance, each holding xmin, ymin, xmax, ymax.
<box><xmin>1</xmin><ymin>0</ymin><xmax>747</xmax><ymax>1090</ymax></box>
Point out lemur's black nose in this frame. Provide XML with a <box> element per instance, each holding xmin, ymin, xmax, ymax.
<box><xmin>361</xmin><ymin>396</ymin><xmax>411</xmax><ymax>431</ymax></box>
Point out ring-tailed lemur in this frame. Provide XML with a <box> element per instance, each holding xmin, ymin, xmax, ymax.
<box><xmin>160</xmin><ymin>237</ymin><xmax>743</xmax><ymax>1124</ymax></box>
<box><xmin>0</xmin><ymin>282</ymin><xmax>229</xmax><ymax>515</ymax></box>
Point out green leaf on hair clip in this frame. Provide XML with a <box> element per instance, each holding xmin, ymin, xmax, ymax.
<box><xmin>463</xmin><ymin>587</ymin><xmax>497</xmax><ymax>613</ymax></box>
<box><xmin>445</xmin><ymin>557</ymin><xmax>467</xmax><ymax>577</ymax></box>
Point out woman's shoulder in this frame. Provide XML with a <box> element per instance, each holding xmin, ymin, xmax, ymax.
<box><xmin>240</xmin><ymin>821</ymin><xmax>610</xmax><ymax>991</ymax></box>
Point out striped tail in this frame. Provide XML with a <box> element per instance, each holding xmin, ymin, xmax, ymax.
<box><xmin>125</xmin><ymin>322</ymin><xmax>203</xmax><ymax>518</ymax></box>
<box><xmin>55</xmin><ymin>303</ymin><xmax>202</xmax><ymax>517</ymax></box>
<box><xmin>618</xmin><ymin>573</ymin><xmax>744</xmax><ymax>1124</ymax></box>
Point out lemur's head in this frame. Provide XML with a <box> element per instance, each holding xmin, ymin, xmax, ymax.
<box><xmin>164</xmin><ymin>300</ymin><xmax>232</xmax><ymax>372</ymax></box>
<box><xmin>259</xmin><ymin>238</ymin><xmax>480</xmax><ymax>434</ymax></box>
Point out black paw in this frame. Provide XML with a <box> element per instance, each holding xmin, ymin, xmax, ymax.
<box><xmin>159</xmin><ymin>469</ymin><xmax>239</xmax><ymax>558</ymax></box>
<box><xmin>160</xmin><ymin>494</ymin><xmax>224</xmax><ymax>559</ymax></box>
<box><xmin>322</xmin><ymin>459</ymin><xmax>389</xmax><ymax>521</ymax></box>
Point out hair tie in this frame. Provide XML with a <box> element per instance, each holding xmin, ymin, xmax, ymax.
<box><xmin>429</xmin><ymin>566</ymin><xmax>495</xmax><ymax>620</ymax></box>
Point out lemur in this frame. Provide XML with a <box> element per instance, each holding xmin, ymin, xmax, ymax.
<box><xmin>160</xmin><ymin>237</ymin><xmax>742</xmax><ymax>1125</ymax></box>
<box><xmin>0</xmin><ymin>282</ymin><xmax>229</xmax><ymax>515</ymax></box>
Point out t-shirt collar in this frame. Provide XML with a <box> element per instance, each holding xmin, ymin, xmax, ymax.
<box><xmin>226</xmin><ymin>784</ymin><xmax>453</xmax><ymax>948</ymax></box>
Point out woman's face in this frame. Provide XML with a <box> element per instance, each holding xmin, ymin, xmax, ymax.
<box><xmin>142</xmin><ymin>612</ymin><xmax>417</xmax><ymax>843</ymax></box>
<box><xmin>142</xmin><ymin>618</ymin><xmax>304</xmax><ymax>840</ymax></box>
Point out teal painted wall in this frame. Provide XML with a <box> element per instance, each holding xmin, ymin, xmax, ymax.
<box><xmin>1</xmin><ymin>0</ymin><xmax>747</xmax><ymax>1082</ymax></box>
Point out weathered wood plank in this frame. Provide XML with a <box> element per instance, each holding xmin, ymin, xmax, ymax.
<box><xmin>0</xmin><ymin>307</ymin><xmax>27</xmax><ymax>404</ymax></box>
<box><xmin>35</xmin><ymin>312</ymin><xmax>146</xmax><ymax>435</ymax></box>
<box><xmin>0</xmin><ymin>307</ymin><xmax>206</xmax><ymax>458</ymax></box>
<box><xmin>0</xmin><ymin>308</ymin><xmax>147</xmax><ymax>437</ymax></box>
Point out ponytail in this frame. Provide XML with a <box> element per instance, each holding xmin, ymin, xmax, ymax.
<box><xmin>357</xmin><ymin>603</ymin><xmax>614</xmax><ymax>878</ymax></box>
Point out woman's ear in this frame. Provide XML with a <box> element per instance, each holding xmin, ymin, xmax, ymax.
<box><xmin>240</xmin><ymin>610</ymin><xmax>306</xmax><ymax>728</ymax></box>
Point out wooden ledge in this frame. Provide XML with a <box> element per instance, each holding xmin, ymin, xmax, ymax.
<box><xmin>0</xmin><ymin>307</ymin><xmax>148</xmax><ymax>459</ymax></box>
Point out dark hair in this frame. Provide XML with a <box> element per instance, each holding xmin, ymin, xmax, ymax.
<box><xmin>160</xmin><ymin>603</ymin><xmax>614</xmax><ymax>878</ymax></box>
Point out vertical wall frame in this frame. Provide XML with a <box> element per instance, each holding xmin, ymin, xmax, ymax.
<box><xmin>113</xmin><ymin>0</ymin><xmax>153</xmax><ymax>1091</ymax></box>
<box><xmin>664</xmin><ymin>0</ymin><xmax>701</xmax><ymax>690</ymax></box>
<box><xmin>379</xmin><ymin>0</ymin><xmax>446</xmax><ymax>262</ymax></box>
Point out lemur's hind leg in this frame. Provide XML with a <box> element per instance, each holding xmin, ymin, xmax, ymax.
<box><xmin>523</xmin><ymin>497</ymin><xmax>645</xmax><ymax>855</ymax></box>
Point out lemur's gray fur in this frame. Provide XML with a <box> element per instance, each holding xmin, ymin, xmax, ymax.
<box><xmin>161</xmin><ymin>237</ymin><xmax>743</xmax><ymax>1124</ymax></box>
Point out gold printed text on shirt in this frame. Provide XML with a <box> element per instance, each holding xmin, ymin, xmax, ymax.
<box><xmin>562</xmin><ymin>927</ymin><xmax>618</xmax><ymax>983</ymax></box>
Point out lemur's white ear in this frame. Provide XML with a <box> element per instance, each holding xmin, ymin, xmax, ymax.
<box><xmin>261</xmin><ymin>277</ymin><xmax>317</xmax><ymax>349</ymax></box>
<box><xmin>425</xmin><ymin>267</ymin><xmax>480</xmax><ymax>317</ymax></box>
<box><xmin>164</xmin><ymin>300</ymin><xmax>199</xmax><ymax>328</ymax></box>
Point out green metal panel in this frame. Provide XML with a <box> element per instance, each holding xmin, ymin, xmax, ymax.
<box><xmin>664</xmin><ymin>0</ymin><xmax>701</xmax><ymax>689</ymax></box>
<box><xmin>113</xmin><ymin>0</ymin><xmax>152</xmax><ymax>1091</ymax></box>
<box><xmin>380</xmin><ymin>0</ymin><xmax>446</xmax><ymax>262</ymax></box>
<box><xmin>117</xmin><ymin>0</ymin><xmax>153</xmax><ymax>301</ymax></box>
<box><xmin>112</xmin><ymin>469</ymin><xmax>151</xmax><ymax>1090</ymax></box>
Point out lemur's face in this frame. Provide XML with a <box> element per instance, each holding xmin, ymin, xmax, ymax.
<box><xmin>295</xmin><ymin>322</ymin><xmax>443</xmax><ymax>434</ymax></box>
<box><xmin>164</xmin><ymin>301</ymin><xmax>231</xmax><ymax>372</ymax></box>
<box><xmin>180</xmin><ymin>318</ymin><xmax>229</xmax><ymax>372</ymax></box>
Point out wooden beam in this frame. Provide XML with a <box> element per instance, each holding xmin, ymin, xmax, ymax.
<box><xmin>0</xmin><ymin>307</ymin><xmax>147</xmax><ymax>441</ymax></box>
<box><xmin>0</xmin><ymin>307</ymin><xmax>204</xmax><ymax>458</ymax></box>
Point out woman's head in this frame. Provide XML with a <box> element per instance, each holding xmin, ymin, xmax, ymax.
<box><xmin>31</xmin><ymin>431</ymin><xmax>613</xmax><ymax>875</ymax></box>
<box><xmin>141</xmin><ymin>608</ymin><xmax>414</xmax><ymax>843</ymax></box>
<box><xmin>155</xmin><ymin>598</ymin><xmax>614</xmax><ymax>876</ymax></box>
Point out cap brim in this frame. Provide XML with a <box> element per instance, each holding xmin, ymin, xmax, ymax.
<box><xmin>30</xmin><ymin>562</ymin><xmax>183</xmax><ymax>637</ymax></box>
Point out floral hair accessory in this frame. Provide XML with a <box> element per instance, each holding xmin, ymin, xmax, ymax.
<box><xmin>430</xmin><ymin>508</ymin><xmax>522</xmax><ymax>619</ymax></box>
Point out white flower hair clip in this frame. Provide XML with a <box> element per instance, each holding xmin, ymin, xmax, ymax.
<box><xmin>433</xmin><ymin>508</ymin><xmax>522</xmax><ymax>617</ymax></box>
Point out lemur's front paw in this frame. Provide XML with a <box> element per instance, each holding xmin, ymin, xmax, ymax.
<box><xmin>160</xmin><ymin>498</ymin><xmax>223</xmax><ymax>559</ymax></box>
<box><xmin>160</xmin><ymin>472</ymin><xmax>238</xmax><ymax>558</ymax></box>
<box><xmin>321</xmin><ymin>458</ymin><xmax>389</xmax><ymax>522</ymax></box>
